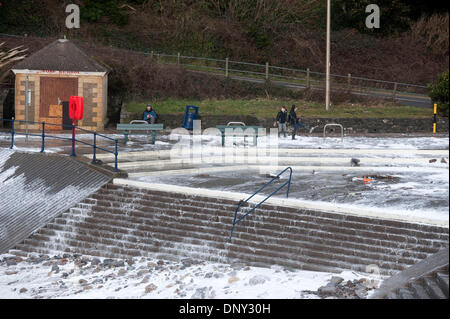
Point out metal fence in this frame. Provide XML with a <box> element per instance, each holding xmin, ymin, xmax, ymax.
<box><xmin>144</xmin><ymin>51</ymin><xmax>429</xmax><ymax>98</ymax></box>
<box><xmin>0</xmin><ymin>118</ymin><xmax>119</xmax><ymax>171</ymax></box>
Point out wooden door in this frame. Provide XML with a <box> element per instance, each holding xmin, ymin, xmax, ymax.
<box><xmin>40</xmin><ymin>77</ymin><xmax>78</xmax><ymax>127</ymax></box>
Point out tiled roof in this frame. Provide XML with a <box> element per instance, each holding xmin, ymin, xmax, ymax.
<box><xmin>13</xmin><ymin>39</ymin><xmax>108</xmax><ymax>72</ymax></box>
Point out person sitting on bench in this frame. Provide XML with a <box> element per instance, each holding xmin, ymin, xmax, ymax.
<box><xmin>143</xmin><ymin>104</ymin><xmax>158</xmax><ymax>124</ymax></box>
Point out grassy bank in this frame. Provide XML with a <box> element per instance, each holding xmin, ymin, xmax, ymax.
<box><xmin>124</xmin><ymin>98</ymin><xmax>431</xmax><ymax>119</ymax></box>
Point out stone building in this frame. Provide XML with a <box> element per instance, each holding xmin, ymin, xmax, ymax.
<box><xmin>11</xmin><ymin>39</ymin><xmax>108</xmax><ymax>130</ymax></box>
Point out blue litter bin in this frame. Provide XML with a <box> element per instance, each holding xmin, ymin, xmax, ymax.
<box><xmin>182</xmin><ymin>105</ymin><xmax>199</xmax><ymax>130</ymax></box>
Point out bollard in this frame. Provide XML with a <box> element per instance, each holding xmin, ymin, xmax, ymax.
<box><xmin>433</xmin><ymin>103</ymin><xmax>437</xmax><ymax>134</ymax></box>
<box><xmin>71</xmin><ymin>124</ymin><xmax>76</xmax><ymax>157</ymax></box>
<box><xmin>92</xmin><ymin>132</ymin><xmax>97</xmax><ymax>163</ymax></box>
<box><xmin>41</xmin><ymin>121</ymin><xmax>45</xmax><ymax>152</ymax></box>
<box><xmin>114</xmin><ymin>139</ymin><xmax>118</xmax><ymax>172</ymax></box>
<box><xmin>10</xmin><ymin>117</ymin><xmax>15</xmax><ymax>149</ymax></box>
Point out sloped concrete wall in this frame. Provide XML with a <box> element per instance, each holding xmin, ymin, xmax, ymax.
<box><xmin>0</xmin><ymin>148</ymin><xmax>110</xmax><ymax>253</ymax></box>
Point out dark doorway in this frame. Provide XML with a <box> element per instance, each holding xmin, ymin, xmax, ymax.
<box><xmin>62</xmin><ymin>101</ymin><xmax>71</xmax><ymax>130</ymax></box>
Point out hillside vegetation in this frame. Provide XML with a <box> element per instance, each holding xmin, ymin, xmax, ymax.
<box><xmin>0</xmin><ymin>0</ymin><xmax>448</xmax><ymax>86</ymax></box>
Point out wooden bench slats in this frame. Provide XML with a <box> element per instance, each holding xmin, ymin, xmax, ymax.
<box><xmin>116</xmin><ymin>123</ymin><xmax>164</xmax><ymax>144</ymax></box>
<box><xmin>117</xmin><ymin>124</ymin><xmax>164</xmax><ymax>131</ymax></box>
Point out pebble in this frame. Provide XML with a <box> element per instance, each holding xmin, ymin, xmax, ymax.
<box><xmin>249</xmin><ymin>275</ymin><xmax>269</xmax><ymax>286</ymax></box>
<box><xmin>79</xmin><ymin>279</ymin><xmax>88</xmax><ymax>285</ymax></box>
<box><xmin>145</xmin><ymin>283</ymin><xmax>158</xmax><ymax>293</ymax></box>
<box><xmin>91</xmin><ymin>258</ymin><xmax>101</xmax><ymax>266</ymax></box>
<box><xmin>330</xmin><ymin>276</ymin><xmax>344</xmax><ymax>285</ymax></box>
<box><xmin>318</xmin><ymin>284</ymin><xmax>337</xmax><ymax>295</ymax></box>
<box><xmin>137</xmin><ymin>269</ymin><xmax>149</xmax><ymax>277</ymax></box>
<box><xmin>6</xmin><ymin>260</ymin><xmax>17</xmax><ymax>266</ymax></box>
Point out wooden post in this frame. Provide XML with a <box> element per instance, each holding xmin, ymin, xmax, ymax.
<box><xmin>150</xmin><ymin>51</ymin><xmax>154</xmax><ymax>59</ymax></box>
<box><xmin>392</xmin><ymin>82</ymin><xmax>398</xmax><ymax>100</ymax></box>
<box><xmin>306</xmin><ymin>68</ymin><xmax>310</xmax><ymax>88</ymax></box>
<box><xmin>265</xmin><ymin>62</ymin><xmax>269</xmax><ymax>80</ymax></box>
<box><xmin>177</xmin><ymin>52</ymin><xmax>180</xmax><ymax>65</ymax></box>
<box><xmin>347</xmin><ymin>73</ymin><xmax>351</xmax><ymax>91</ymax></box>
<box><xmin>225</xmin><ymin>57</ymin><xmax>229</xmax><ymax>78</ymax></box>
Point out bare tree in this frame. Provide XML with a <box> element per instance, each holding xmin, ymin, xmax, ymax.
<box><xmin>0</xmin><ymin>42</ymin><xmax>27</xmax><ymax>84</ymax></box>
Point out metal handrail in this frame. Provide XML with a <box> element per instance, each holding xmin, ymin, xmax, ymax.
<box><xmin>227</xmin><ymin>122</ymin><xmax>246</xmax><ymax>126</ymax></box>
<box><xmin>229</xmin><ymin>167</ymin><xmax>293</xmax><ymax>242</ymax></box>
<box><xmin>0</xmin><ymin>118</ymin><xmax>119</xmax><ymax>171</ymax></box>
<box><xmin>323</xmin><ymin>123</ymin><xmax>344</xmax><ymax>142</ymax></box>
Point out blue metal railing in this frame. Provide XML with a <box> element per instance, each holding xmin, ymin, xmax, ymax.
<box><xmin>229</xmin><ymin>167</ymin><xmax>293</xmax><ymax>242</ymax></box>
<box><xmin>0</xmin><ymin>118</ymin><xmax>119</xmax><ymax>172</ymax></box>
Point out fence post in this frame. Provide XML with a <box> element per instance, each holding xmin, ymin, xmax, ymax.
<box><xmin>92</xmin><ymin>132</ymin><xmax>97</xmax><ymax>163</ymax></box>
<box><xmin>150</xmin><ymin>50</ymin><xmax>154</xmax><ymax>59</ymax></box>
<box><xmin>10</xmin><ymin>117</ymin><xmax>15</xmax><ymax>149</ymax></box>
<box><xmin>114</xmin><ymin>139</ymin><xmax>118</xmax><ymax>172</ymax></box>
<box><xmin>392</xmin><ymin>82</ymin><xmax>398</xmax><ymax>100</ymax></box>
<box><xmin>177</xmin><ymin>52</ymin><xmax>180</xmax><ymax>65</ymax></box>
<box><xmin>41</xmin><ymin>121</ymin><xmax>45</xmax><ymax>152</ymax></box>
<box><xmin>71</xmin><ymin>124</ymin><xmax>76</xmax><ymax>157</ymax></box>
<box><xmin>306</xmin><ymin>68</ymin><xmax>310</xmax><ymax>88</ymax></box>
<box><xmin>265</xmin><ymin>62</ymin><xmax>269</xmax><ymax>80</ymax></box>
<box><xmin>225</xmin><ymin>57</ymin><xmax>229</xmax><ymax>78</ymax></box>
<box><xmin>347</xmin><ymin>73</ymin><xmax>351</xmax><ymax>90</ymax></box>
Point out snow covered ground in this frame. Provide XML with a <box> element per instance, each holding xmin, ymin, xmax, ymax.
<box><xmin>0</xmin><ymin>254</ymin><xmax>380</xmax><ymax>299</ymax></box>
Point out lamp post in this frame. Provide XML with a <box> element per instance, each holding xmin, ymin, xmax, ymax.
<box><xmin>25</xmin><ymin>73</ymin><xmax>30</xmax><ymax>141</ymax></box>
<box><xmin>325</xmin><ymin>0</ymin><xmax>331</xmax><ymax>111</ymax></box>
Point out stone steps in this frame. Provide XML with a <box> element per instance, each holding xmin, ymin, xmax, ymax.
<box><xmin>63</xmin><ymin>204</ymin><xmax>430</xmax><ymax>262</ymax></box>
<box><xmin>60</xmin><ymin>203</ymin><xmax>424</xmax><ymax>269</ymax></box>
<box><xmin>10</xmin><ymin>183</ymin><xmax>449</xmax><ymax>276</ymax></box>
<box><xmin>35</xmin><ymin>212</ymin><xmax>371</xmax><ymax>273</ymax></box>
<box><xmin>91</xmin><ymin>191</ymin><xmax>448</xmax><ymax>246</ymax></box>
<box><xmin>98</xmin><ymin>184</ymin><xmax>449</xmax><ymax>238</ymax></box>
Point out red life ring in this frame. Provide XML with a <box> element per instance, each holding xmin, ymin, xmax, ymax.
<box><xmin>69</xmin><ymin>96</ymin><xmax>84</xmax><ymax>120</ymax></box>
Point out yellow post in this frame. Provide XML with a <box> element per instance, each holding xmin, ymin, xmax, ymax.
<box><xmin>433</xmin><ymin>103</ymin><xmax>437</xmax><ymax>134</ymax></box>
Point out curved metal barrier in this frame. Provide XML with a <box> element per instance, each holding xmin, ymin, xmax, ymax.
<box><xmin>323</xmin><ymin>123</ymin><xmax>344</xmax><ymax>142</ymax></box>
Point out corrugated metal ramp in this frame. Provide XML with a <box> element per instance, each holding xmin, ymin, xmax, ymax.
<box><xmin>0</xmin><ymin>148</ymin><xmax>110</xmax><ymax>253</ymax></box>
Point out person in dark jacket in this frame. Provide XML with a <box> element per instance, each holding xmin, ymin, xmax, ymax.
<box><xmin>289</xmin><ymin>104</ymin><xmax>308</xmax><ymax>140</ymax></box>
<box><xmin>143</xmin><ymin>104</ymin><xmax>158</xmax><ymax>124</ymax></box>
<box><xmin>276</xmin><ymin>106</ymin><xmax>288</xmax><ymax>138</ymax></box>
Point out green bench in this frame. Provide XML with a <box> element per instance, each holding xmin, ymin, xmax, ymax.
<box><xmin>216</xmin><ymin>122</ymin><xmax>263</xmax><ymax>147</ymax></box>
<box><xmin>117</xmin><ymin>120</ymin><xmax>165</xmax><ymax>144</ymax></box>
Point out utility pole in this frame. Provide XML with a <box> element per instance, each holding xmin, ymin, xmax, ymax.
<box><xmin>25</xmin><ymin>73</ymin><xmax>29</xmax><ymax>141</ymax></box>
<box><xmin>325</xmin><ymin>0</ymin><xmax>331</xmax><ymax>111</ymax></box>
